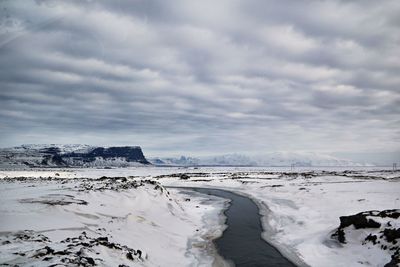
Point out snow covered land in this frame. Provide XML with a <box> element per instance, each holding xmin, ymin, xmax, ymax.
<box><xmin>0</xmin><ymin>174</ymin><xmax>227</xmax><ymax>266</ymax></box>
<box><xmin>0</xmin><ymin>166</ymin><xmax>399</xmax><ymax>266</ymax></box>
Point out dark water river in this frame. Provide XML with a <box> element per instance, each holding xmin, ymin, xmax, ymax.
<box><xmin>190</xmin><ymin>188</ymin><xmax>296</xmax><ymax>267</ymax></box>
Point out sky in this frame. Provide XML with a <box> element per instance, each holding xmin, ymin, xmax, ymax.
<box><xmin>0</xmin><ymin>0</ymin><xmax>399</xmax><ymax>162</ymax></box>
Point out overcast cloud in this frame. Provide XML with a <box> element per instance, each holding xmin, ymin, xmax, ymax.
<box><xmin>0</xmin><ymin>0</ymin><xmax>399</xmax><ymax>159</ymax></box>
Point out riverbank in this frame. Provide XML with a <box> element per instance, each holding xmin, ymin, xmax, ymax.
<box><xmin>159</xmin><ymin>169</ymin><xmax>400</xmax><ymax>267</ymax></box>
<box><xmin>187</xmin><ymin>188</ymin><xmax>296</xmax><ymax>266</ymax></box>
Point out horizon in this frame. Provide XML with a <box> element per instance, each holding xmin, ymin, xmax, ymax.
<box><xmin>1</xmin><ymin>143</ymin><xmax>398</xmax><ymax>165</ymax></box>
<box><xmin>1</xmin><ymin>1</ymin><xmax>399</xmax><ymax>164</ymax></box>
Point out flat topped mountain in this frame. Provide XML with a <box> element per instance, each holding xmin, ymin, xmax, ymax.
<box><xmin>0</xmin><ymin>144</ymin><xmax>150</xmax><ymax>168</ymax></box>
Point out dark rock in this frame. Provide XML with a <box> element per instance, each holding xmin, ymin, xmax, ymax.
<box><xmin>51</xmin><ymin>154</ymin><xmax>66</xmax><ymax>166</ymax></box>
<box><xmin>126</xmin><ymin>252</ymin><xmax>134</xmax><ymax>260</ymax></box>
<box><xmin>84</xmin><ymin>256</ymin><xmax>95</xmax><ymax>265</ymax></box>
<box><xmin>34</xmin><ymin>246</ymin><xmax>54</xmax><ymax>257</ymax></box>
<box><xmin>383</xmin><ymin>228</ymin><xmax>400</xmax><ymax>243</ymax></box>
<box><xmin>384</xmin><ymin>255</ymin><xmax>400</xmax><ymax>267</ymax></box>
<box><xmin>381</xmin><ymin>210</ymin><xmax>400</xmax><ymax>219</ymax></box>
<box><xmin>337</xmin><ymin>229</ymin><xmax>346</xmax><ymax>243</ymax></box>
<box><xmin>339</xmin><ymin>213</ymin><xmax>381</xmax><ymax>229</ymax></box>
<box><xmin>180</xmin><ymin>174</ymin><xmax>190</xmax><ymax>180</ymax></box>
<box><xmin>365</xmin><ymin>234</ymin><xmax>378</xmax><ymax>245</ymax></box>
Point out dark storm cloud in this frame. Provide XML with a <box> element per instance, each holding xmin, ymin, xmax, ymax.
<box><xmin>0</xmin><ymin>0</ymin><xmax>399</xmax><ymax>156</ymax></box>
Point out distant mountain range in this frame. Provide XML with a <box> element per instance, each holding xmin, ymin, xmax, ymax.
<box><xmin>0</xmin><ymin>144</ymin><xmax>150</xmax><ymax>168</ymax></box>
<box><xmin>149</xmin><ymin>152</ymin><xmax>372</xmax><ymax>167</ymax></box>
<box><xmin>0</xmin><ymin>144</ymin><xmax>372</xmax><ymax>169</ymax></box>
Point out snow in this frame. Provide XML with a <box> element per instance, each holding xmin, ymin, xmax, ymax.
<box><xmin>0</xmin><ymin>177</ymin><xmax>227</xmax><ymax>266</ymax></box>
<box><xmin>0</xmin><ymin>166</ymin><xmax>399</xmax><ymax>266</ymax></box>
<box><xmin>14</xmin><ymin>144</ymin><xmax>94</xmax><ymax>153</ymax></box>
<box><xmin>157</xmin><ymin>168</ymin><xmax>399</xmax><ymax>266</ymax></box>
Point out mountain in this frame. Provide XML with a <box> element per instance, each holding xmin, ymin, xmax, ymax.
<box><xmin>251</xmin><ymin>152</ymin><xmax>370</xmax><ymax>167</ymax></box>
<box><xmin>149</xmin><ymin>156</ymin><xmax>200</xmax><ymax>166</ymax></box>
<box><xmin>149</xmin><ymin>152</ymin><xmax>370</xmax><ymax>167</ymax></box>
<box><xmin>201</xmin><ymin>154</ymin><xmax>257</xmax><ymax>166</ymax></box>
<box><xmin>0</xmin><ymin>144</ymin><xmax>150</xmax><ymax>168</ymax></box>
<box><xmin>1</xmin><ymin>145</ymin><xmax>371</xmax><ymax>168</ymax></box>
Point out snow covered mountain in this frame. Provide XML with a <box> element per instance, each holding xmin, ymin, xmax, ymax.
<box><xmin>150</xmin><ymin>152</ymin><xmax>370</xmax><ymax>167</ymax></box>
<box><xmin>149</xmin><ymin>156</ymin><xmax>200</xmax><ymax>166</ymax></box>
<box><xmin>0</xmin><ymin>144</ymin><xmax>150</xmax><ymax>168</ymax></box>
<box><xmin>252</xmin><ymin>152</ymin><xmax>370</xmax><ymax>167</ymax></box>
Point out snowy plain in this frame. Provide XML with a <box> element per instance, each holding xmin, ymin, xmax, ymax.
<box><xmin>0</xmin><ymin>166</ymin><xmax>399</xmax><ymax>266</ymax></box>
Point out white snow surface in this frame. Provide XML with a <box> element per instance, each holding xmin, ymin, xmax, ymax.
<box><xmin>0</xmin><ymin>166</ymin><xmax>399</xmax><ymax>266</ymax></box>
<box><xmin>0</xmin><ymin>177</ymin><xmax>227</xmax><ymax>266</ymax></box>
<box><xmin>13</xmin><ymin>144</ymin><xmax>94</xmax><ymax>153</ymax></box>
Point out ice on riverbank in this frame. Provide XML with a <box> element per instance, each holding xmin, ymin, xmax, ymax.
<box><xmin>157</xmin><ymin>168</ymin><xmax>400</xmax><ymax>267</ymax></box>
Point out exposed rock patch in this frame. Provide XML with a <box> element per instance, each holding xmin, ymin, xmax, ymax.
<box><xmin>0</xmin><ymin>230</ymin><xmax>143</xmax><ymax>266</ymax></box>
<box><xmin>332</xmin><ymin>209</ymin><xmax>400</xmax><ymax>266</ymax></box>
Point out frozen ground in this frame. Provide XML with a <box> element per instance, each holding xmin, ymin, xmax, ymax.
<box><xmin>0</xmin><ymin>166</ymin><xmax>399</xmax><ymax>266</ymax></box>
<box><xmin>0</xmin><ymin>176</ymin><xmax>228</xmax><ymax>266</ymax></box>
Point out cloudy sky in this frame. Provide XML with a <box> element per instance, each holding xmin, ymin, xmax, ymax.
<box><xmin>0</xmin><ymin>0</ymin><xmax>399</xmax><ymax>160</ymax></box>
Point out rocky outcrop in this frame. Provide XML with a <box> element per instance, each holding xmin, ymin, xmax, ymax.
<box><xmin>332</xmin><ymin>209</ymin><xmax>400</xmax><ymax>266</ymax></box>
<box><xmin>0</xmin><ymin>230</ymin><xmax>143</xmax><ymax>266</ymax></box>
